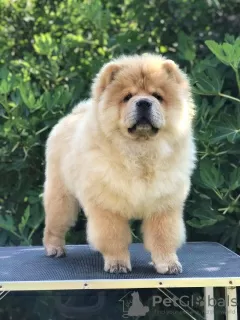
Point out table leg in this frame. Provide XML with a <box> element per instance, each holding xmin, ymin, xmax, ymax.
<box><xmin>225</xmin><ymin>287</ymin><xmax>237</xmax><ymax>320</ymax></box>
<box><xmin>204</xmin><ymin>287</ymin><xmax>214</xmax><ymax>320</ymax></box>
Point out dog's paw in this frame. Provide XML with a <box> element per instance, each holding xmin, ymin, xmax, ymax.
<box><xmin>104</xmin><ymin>258</ymin><xmax>132</xmax><ymax>273</ymax></box>
<box><xmin>153</xmin><ymin>259</ymin><xmax>182</xmax><ymax>274</ymax></box>
<box><xmin>44</xmin><ymin>244</ymin><xmax>66</xmax><ymax>258</ymax></box>
<box><xmin>43</xmin><ymin>229</ymin><xmax>66</xmax><ymax>258</ymax></box>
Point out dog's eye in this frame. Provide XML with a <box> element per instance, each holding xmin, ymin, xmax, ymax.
<box><xmin>152</xmin><ymin>93</ymin><xmax>163</xmax><ymax>102</ymax></box>
<box><xmin>123</xmin><ymin>93</ymin><xmax>133</xmax><ymax>102</ymax></box>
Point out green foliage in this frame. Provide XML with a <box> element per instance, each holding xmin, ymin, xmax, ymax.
<box><xmin>186</xmin><ymin>36</ymin><xmax>240</xmax><ymax>249</ymax></box>
<box><xmin>206</xmin><ymin>37</ymin><xmax>240</xmax><ymax>70</ymax></box>
<box><xmin>0</xmin><ymin>0</ymin><xmax>240</xmax><ymax>319</ymax></box>
<box><xmin>0</xmin><ymin>0</ymin><xmax>239</xmax><ymax>250</ymax></box>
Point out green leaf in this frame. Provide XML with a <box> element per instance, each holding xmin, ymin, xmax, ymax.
<box><xmin>192</xmin><ymin>68</ymin><xmax>224</xmax><ymax>95</ymax></box>
<box><xmin>0</xmin><ymin>66</ymin><xmax>9</xmax><ymax>79</ymax></box>
<box><xmin>0</xmin><ymin>215</ymin><xmax>16</xmax><ymax>232</ymax></box>
<box><xmin>19</xmin><ymin>82</ymin><xmax>36</xmax><ymax>108</ymax></box>
<box><xmin>199</xmin><ymin>160</ymin><xmax>224</xmax><ymax>189</ymax></box>
<box><xmin>18</xmin><ymin>206</ymin><xmax>30</xmax><ymax>235</ymax></box>
<box><xmin>187</xmin><ymin>208</ymin><xmax>224</xmax><ymax>229</ymax></box>
<box><xmin>210</xmin><ymin>124</ymin><xmax>240</xmax><ymax>144</ymax></box>
<box><xmin>205</xmin><ymin>40</ymin><xmax>230</xmax><ymax>65</ymax></box>
<box><xmin>192</xmin><ymin>208</ymin><xmax>224</xmax><ymax>222</ymax></box>
<box><xmin>0</xmin><ymin>79</ymin><xmax>11</xmax><ymax>94</ymax></box>
<box><xmin>191</xmin><ymin>56</ymin><xmax>219</xmax><ymax>74</ymax></box>
<box><xmin>27</xmin><ymin>204</ymin><xmax>44</xmax><ymax>230</ymax></box>
<box><xmin>187</xmin><ymin>217</ymin><xmax>217</xmax><ymax>229</ymax></box>
<box><xmin>33</xmin><ymin>33</ymin><xmax>57</xmax><ymax>56</ymax></box>
<box><xmin>229</xmin><ymin>167</ymin><xmax>240</xmax><ymax>191</ymax></box>
<box><xmin>205</xmin><ymin>38</ymin><xmax>240</xmax><ymax>70</ymax></box>
<box><xmin>232</xmin><ymin>38</ymin><xmax>240</xmax><ymax>69</ymax></box>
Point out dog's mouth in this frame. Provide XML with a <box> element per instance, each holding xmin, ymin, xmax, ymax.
<box><xmin>128</xmin><ymin>118</ymin><xmax>159</xmax><ymax>135</ymax></box>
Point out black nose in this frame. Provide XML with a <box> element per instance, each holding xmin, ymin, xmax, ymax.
<box><xmin>136</xmin><ymin>99</ymin><xmax>152</xmax><ymax>118</ymax></box>
<box><xmin>136</xmin><ymin>99</ymin><xmax>152</xmax><ymax>119</ymax></box>
<box><xmin>136</xmin><ymin>99</ymin><xmax>152</xmax><ymax>109</ymax></box>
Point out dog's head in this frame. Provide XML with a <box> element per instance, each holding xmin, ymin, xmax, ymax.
<box><xmin>92</xmin><ymin>54</ymin><xmax>194</xmax><ymax>142</ymax></box>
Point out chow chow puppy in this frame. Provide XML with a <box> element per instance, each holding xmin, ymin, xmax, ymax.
<box><xmin>43</xmin><ymin>53</ymin><xmax>196</xmax><ymax>274</ymax></box>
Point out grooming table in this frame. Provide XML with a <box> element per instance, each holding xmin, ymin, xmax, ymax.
<box><xmin>0</xmin><ymin>242</ymin><xmax>239</xmax><ymax>319</ymax></box>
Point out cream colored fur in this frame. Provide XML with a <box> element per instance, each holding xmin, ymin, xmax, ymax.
<box><xmin>43</xmin><ymin>54</ymin><xmax>196</xmax><ymax>274</ymax></box>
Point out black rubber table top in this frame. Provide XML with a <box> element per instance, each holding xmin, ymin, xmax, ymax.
<box><xmin>0</xmin><ymin>242</ymin><xmax>240</xmax><ymax>283</ymax></box>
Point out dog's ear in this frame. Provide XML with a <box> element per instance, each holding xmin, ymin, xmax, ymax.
<box><xmin>92</xmin><ymin>62</ymin><xmax>121</xmax><ymax>98</ymax></box>
<box><xmin>162</xmin><ymin>60</ymin><xmax>188</xmax><ymax>85</ymax></box>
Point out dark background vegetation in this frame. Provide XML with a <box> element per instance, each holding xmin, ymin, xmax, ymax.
<box><xmin>0</xmin><ymin>0</ymin><xmax>239</xmax><ymax>319</ymax></box>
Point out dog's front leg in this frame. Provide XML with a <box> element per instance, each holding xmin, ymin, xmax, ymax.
<box><xmin>142</xmin><ymin>208</ymin><xmax>186</xmax><ymax>274</ymax></box>
<box><xmin>86</xmin><ymin>206</ymin><xmax>132</xmax><ymax>273</ymax></box>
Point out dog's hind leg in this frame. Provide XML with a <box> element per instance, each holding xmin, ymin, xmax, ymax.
<box><xmin>43</xmin><ymin>177</ymin><xmax>78</xmax><ymax>257</ymax></box>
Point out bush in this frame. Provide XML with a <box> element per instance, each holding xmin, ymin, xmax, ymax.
<box><xmin>0</xmin><ymin>1</ymin><xmax>240</xmax><ymax>320</ymax></box>
<box><xmin>0</xmin><ymin>1</ymin><xmax>239</xmax><ymax>248</ymax></box>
